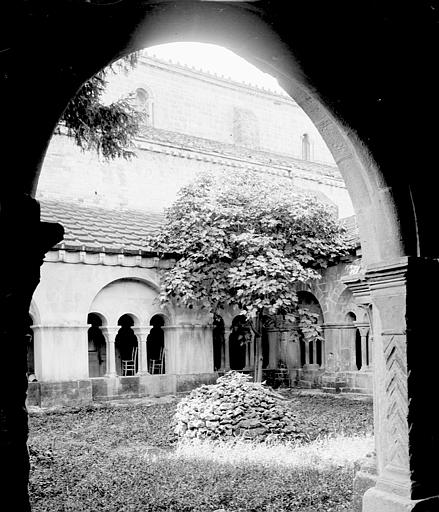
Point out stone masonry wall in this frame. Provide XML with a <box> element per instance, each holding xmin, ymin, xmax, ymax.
<box><xmin>104</xmin><ymin>54</ymin><xmax>336</xmax><ymax>164</ymax></box>
<box><xmin>38</xmin><ymin>131</ymin><xmax>354</xmax><ymax>217</ymax></box>
<box><xmin>37</xmin><ymin>54</ymin><xmax>354</xmax><ymax>217</ymax></box>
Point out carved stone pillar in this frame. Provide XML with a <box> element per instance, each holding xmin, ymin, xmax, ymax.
<box><xmin>102</xmin><ymin>327</ymin><xmax>118</xmax><ymax>378</ymax></box>
<box><xmin>134</xmin><ymin>326</ymin><xmax>151</xmax><ymax>375</ymax></box>
<box><xmin>360</xmin><ymin>257</ymin><xmax>439</xmax><ymax>511</ymax></box>
<box><xmin>0</xmin><ymin>195</ymin><xmax>63</xmax><ymax>511</ymax></box>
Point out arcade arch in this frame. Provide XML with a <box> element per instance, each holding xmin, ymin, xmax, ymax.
<box><xmin>115</xmin><ymin>314</ymin><xmax>138</xmax><ymax>376</ymax></box>
<box><xmin>89</xmin><ymin>278</ymin><xmax>160</xmax><ymax>326</ymax></box>
<box><xmin>297</xmin><ymin>291</ymin><xmax>324</xmax><ymax>368</ymax></box>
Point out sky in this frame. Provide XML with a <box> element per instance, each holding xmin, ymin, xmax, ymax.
<box><xmin>143</xmin><ymin>42</ymin><xmax>286</xmax><ymax>94</ymax></box>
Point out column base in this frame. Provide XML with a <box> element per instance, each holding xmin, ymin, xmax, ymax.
<box><xmin>363</xmin><ymin>487</ymin><xmax>439</xmax><ymax>512</ymax></box>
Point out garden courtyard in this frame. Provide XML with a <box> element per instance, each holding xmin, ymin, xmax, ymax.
<box><xmin>28</xmin><ymin>388</ymin><xmax>373</xmax><ymax>512</ymax></box>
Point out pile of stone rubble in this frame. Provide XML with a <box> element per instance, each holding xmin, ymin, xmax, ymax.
<box><xmin>174</xmin><ymin>371</ymin><xmax>304</xmax><ymax>441</ymax></box>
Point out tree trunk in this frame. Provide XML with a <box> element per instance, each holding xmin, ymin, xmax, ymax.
<box><xmin>253</xmin><ymin>313</ymin><xmax>264</xmax><ymax>382</ymax></box>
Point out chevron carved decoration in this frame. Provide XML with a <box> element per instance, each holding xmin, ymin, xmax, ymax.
<box><xmin>383</xmin><ymin>333</ymin><xmax>410</xmax><ymax>469</ymax></box>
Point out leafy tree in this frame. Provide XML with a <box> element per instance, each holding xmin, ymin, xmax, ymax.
<box><xmin>58</xmin><ymin>53</ymin><xmax>144</xmax><ymax>160</ymax></box>
<box><xmin>150</xmin><ymin>169</ymin><xmax>353</xmax><ymax>380</ymax></box>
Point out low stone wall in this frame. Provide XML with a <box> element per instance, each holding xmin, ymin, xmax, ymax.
<box><xmin>176</xmin><ymin>373</ymin><xmax>218</xmax><ymax>392</ymax></box>
<box><xmin>321</xmin><ymin>370</ymin><xmax>373</xmax><ymax>394</ymax></box>
<box><xmin>296</xmin><ymin>367</ymin><xmax>325</xmax><ymax>389</ymax></box>
<box><xmin>27</xmin><ymin>380</ymin><xmax>92</xmax><ymax>408</ymax></box>
<box><xmin>26</xmin><ymin>372</ymin><xmax>218</xmax><ymax>407</ymax></box>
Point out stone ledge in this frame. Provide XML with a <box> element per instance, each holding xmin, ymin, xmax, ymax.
<box><xmin>28</xmin><ymin>374</ymin><xmax>221</xmax><ymax>408</ymax></box>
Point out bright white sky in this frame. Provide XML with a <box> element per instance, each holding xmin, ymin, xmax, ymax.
<box><xmin>143</xmin><ymin>42</ymin><xmax>286</xmax><ymax>94</ymax></box>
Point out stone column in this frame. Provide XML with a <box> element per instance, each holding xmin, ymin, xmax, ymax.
<box><xmin>320</xmin><ymin>338</ymin><xmax>326</xmax><ymax>369</ymax></box>
<box><xmin>349</xmin><ymin>258</ymin><xmax>439</xmax><ymax>512</ymax></box>
<box><xmin>0</xmin><ymin>195</ymin><xmax>63</xmax><ymax>511</ymax></box>
<box><xmin>134</xmin><ymin>326</ymin><xmax>151</xmax><ymax>375</ymax></box>
<box><xmin>102</xmin><ymin>326</ymin><xmax>118</xmax><ymax>378</ymax></box>
<box><xmin>223</xmin><ymin>325</ymin><xmax>232</xmax><ymax>371</ymax></box>
<box><xmin>267</xmin><ymin>329</ymin><xmax>279</xmax><ymax>369</ymax></box>
<box><xmin>355</xmin><ymin>323</ymin><xmax>370</xmax><ymax>370</ymax></box>
<box><xmin>321</xmin><ymin>325</ymin><xmax>330</xmax><ymax>369</ymax></box>
<box><xmin>303</xmin><ymin>340</ymin><xmax>310</xmax><ymax>366</ymax></box>
<box><xmin>219</xmin><ymin>334</ymin><xmax>225</xmax><ymax>370</ymax></box>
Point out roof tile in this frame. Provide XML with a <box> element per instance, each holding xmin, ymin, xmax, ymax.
<box><xmin>40</xmin><ymin>199</ymin><xmax>164</xmax><ymax>253</ymax></box>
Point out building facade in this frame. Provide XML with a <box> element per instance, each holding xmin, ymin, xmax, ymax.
<box><xmin>28</xmin><ymin>53</ymin><xmax>370</xmax><ymax>407</ymax></box>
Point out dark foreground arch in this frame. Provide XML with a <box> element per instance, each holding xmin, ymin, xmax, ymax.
<box><xmin>1</xmin><ymin>2</ymin><xmax>439</xmax><ymax>510</ymax></box>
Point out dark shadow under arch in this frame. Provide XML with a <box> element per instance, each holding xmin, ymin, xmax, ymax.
<box><xmin>87</xmin><ymin>313</ymin><xmax>107</xmax><ymax>378</ymax></box>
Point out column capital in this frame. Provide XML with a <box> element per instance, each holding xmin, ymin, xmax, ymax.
<box><xmin>342</xmin><ymin>272</ymin><xmax>371</xmax><ymax>306</ymax></box>
<box><xmin>366</xmin><ymin>256</ymin><xmax>439</xmax><ymax>290</ymax></box>
<box><xmin>342</xmin><ymin>257</ymin><xmax>436</xmax><ymax>305</ymax></box>
<box><xmin>354</xmin><ymin>322</ymin><xmax>370</xmax><ymax>336</ymax></box>
<box><xmin>101</xmin><ymin>326</ymin><xmax>120</xmax><ymax>340</ymax></box>
<box><xmin>365</xmin><ymin>258</ymin><xmax>409</xmax><ymax>291</ymax></box>
<box><xmin>133</xmin><ymin>325</ymin><xmax>152</xmax><ymax>337</ymax></box>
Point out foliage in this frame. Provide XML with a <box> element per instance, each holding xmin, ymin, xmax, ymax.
<box><xmin>59</xmin><ymin>53</ymin><xmax>144</xmax><ymax>160</ymax></box>
<box><xmin>28</xmin><ymin>393</ymin><xmax>373</xmax><ymax>512</ymax></box>
<box><xmin>290</xmin><ymin>308</ymin><xmax>325</xmax><ymax>344</ymax></box>
<box><xmin>150</xmin><ymin>168</ymin><xmax>352</xmax><ymax>329</ymax></box>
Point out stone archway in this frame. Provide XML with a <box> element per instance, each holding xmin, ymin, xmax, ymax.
<box><xmin>115</xmin><ymin>314</ymin><xmax>138</xmax><ymax>376</ymax></box>
<box><xmin>1</xmin><ymin>4</ymin><xmax>439</xmax><ymax>512</ymax></box>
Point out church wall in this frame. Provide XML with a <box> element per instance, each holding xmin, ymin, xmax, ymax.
<box><xmin>37</xmin><ymin>55</ymin><xmax>354</xmax><ymax>217</ymax></box>
<box><xmin>105</xmin><ymin>56</ymin><xmax>335</xmax><ymax>164</ymax></box>
<box><xmin>38</xmin><ymin>133</ymin><xmax>354</xmax><ymax>217</ymax></box>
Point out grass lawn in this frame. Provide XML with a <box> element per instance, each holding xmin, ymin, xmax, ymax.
<box><xmin>28</xmin><ymin>391</ymin><xmax>373</xmax><ymax>512</ymax></box>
